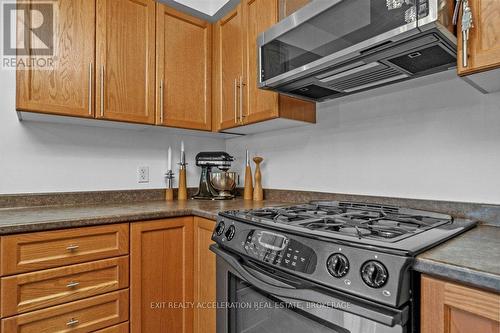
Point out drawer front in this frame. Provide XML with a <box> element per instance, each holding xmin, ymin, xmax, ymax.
<box><xmin>1</xmin><ymin>256</ymin><xmax>129</xmax><ymax>317</ymax></box>
<box><xmin>1</xmin><ymin>289</ymin><xmax>129</xmax><ymax>333</ymax></box>
<box><xmin>95</xmin><ymin>322</ymin><xmax>129</xmax><ymax>333</ymax></box>
<box><xmin>0</xmin><ymin>224</ymin><xmax>129</xmax><ymax>276</ymax></box>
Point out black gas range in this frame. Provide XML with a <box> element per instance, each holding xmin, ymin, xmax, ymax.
<box><xmin>211</xmin><ymin>201</ymin><xmax>476</xmax><ymax>333</ymax></box>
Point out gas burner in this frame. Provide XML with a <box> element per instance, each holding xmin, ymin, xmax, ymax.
<box><xmin>238</xmin><ymin>201</ymin><xmax>454</xmax><ymax>243</ymax></box>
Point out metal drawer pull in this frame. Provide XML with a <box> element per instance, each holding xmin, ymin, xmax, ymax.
<box><xmin>66</xmin><ymin>281</ymin><xmax>80</xmax><ymax>288</ymax></box>
<box><xmin>66</xmin><ymin>244</ymin><xmax>79</xmax><ymax>252</ymax></box>
<box><xmin>67</xmin><ymin>318</ymin><xmax>79</xmax><ymax>327</ymax></box>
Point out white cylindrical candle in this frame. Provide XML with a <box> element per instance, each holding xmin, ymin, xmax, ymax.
<box><xmin>167</xmin><ymin>146</ymin><xmax>172</xmax><ymax>171</ymax></box>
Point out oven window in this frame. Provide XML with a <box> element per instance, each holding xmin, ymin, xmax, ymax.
<box><xmin>261</xmin><ymin>0</ymin><xmax>418</xmax><ymax>82</ymax></box>
<box><xmin>228</xmin><ymin>275</ymin><xmax>348</xmax><ymax>333</ymax></box>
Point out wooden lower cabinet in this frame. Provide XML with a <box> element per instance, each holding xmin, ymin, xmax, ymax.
<box><xmin>193</xmin><ymin>217</ymin><xmax>217</xmax><ymax>333</ymax></box>
<box><xmin>421</xmin><ymin>275</ymin><xmax>500</xmax><ymax>333</ymax></box>
<box><xmin>1</xmin><ymin>256</ymin><xmax>129</xmax><ymax>317</ymax></box>
<box><xmin>95</xmin><ymin>322</ymin><xmax>129</xmax><ymax>333</ymax></box>
<box><xmin>130</xmin><ymin>218</ymin><xmax>194</xmax><ymax>333</ymax></box>
<box><xmin>0</xmin><ymin>223</ymin><xmax>129</xmax><ymax>276</ymax></box>
<box><xmin>1</xmin><ymin>289</ymin><xmax>129</xmax><ymax>333</ymax></box>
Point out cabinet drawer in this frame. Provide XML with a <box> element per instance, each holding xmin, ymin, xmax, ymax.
<box><xmin>1</xmin><ymin>256</ymin><xmax>129</xmax><ymax>317</ymax></box>
<box><xmin>1</xmin><ymin>289</ymin><xmax>129</xmax><ymax>333</ymax></box>
<box><xmin>0</xmin><ymin>224</ymin><xmax>129</xmax><ymax>276</ymax></box>
<box><xmin>95</xmin><ymin>322</ymin><xmax>129</xmax><ymax>333</ymax></box>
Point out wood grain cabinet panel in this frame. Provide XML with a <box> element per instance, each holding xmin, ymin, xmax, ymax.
<box><xmin>0</xmin><ymin>224</ymin><xmax>129</xmax><ymax>276</ymax></box>
<box><xmin>156</xmin><ymin>5</ymin><xmax>212</xmax><ymax>130</ymax></box>
<box><xmin>278</xmin><ymin>0</ymin><xmax>311</xmax><ymax>20</ymax></box>
<box><xmin>213</xmin><ymin>0</ymin><xmax>315</xmax><ymax>131</ymax></box>
<box><xmin>421</xmin><ymin>275</ymin><xmax>500</xmax><ymax>333</ymax></box>
<box><xmin>458</xmin><ymin>0</ymin><xmax>500</xmax><ymax>75</ymax></box>
<box><xmin>95</xmin><ymin>322</ymin><xmax>129</xmax><ymax>333</ymax></box>
<box><xmin>1</xmin><ymin>256</ymin><xmax>129</xmax><ymax>317</ymax></box>
<box><xmin>193</xmin><ymin>217</ymin><xmax>216</xmax><ymax>333</ymax></box>
<box><xmin>242</xmin><ymin>0</ymin><xmax>280</xmax><ymax>124</ymax></box>
<box><xmin>130</xmin><ymin>218</ymin><xmax>194</xmax><ymax>333</ymax></box>
<box><xmin>213</xmin><ymin>5</ymin><xmax>244</xmax><ymax>130</ymax></box>
<box><xmin>1</xmin><ymin>290</ymin><xmax>129</xmax><ymax>333</ymax></box>
<box><xmin>16</xmin><ymin>0</ymin><xmax>95</xmax><ymax>117</ymax></box>
<box><xmin>96</xmin><ymin>0</ymin><xmax>156</xmax><ymax>124</ymax></box>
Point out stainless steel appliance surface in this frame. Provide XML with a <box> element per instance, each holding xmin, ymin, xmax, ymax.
<box><xmin>211</xmin><ymin>201</ymin><xmax>476</xmax><ymax>333</ymax></box>
<box><xmin>258</xmin><ymin>0</ymin><xmax>457</xmax><ymax>101</ymax></box>
<box><xmin>193</xmin><ymin>152</ymin><xmax>236</xmax><ymax>200</ymax></box>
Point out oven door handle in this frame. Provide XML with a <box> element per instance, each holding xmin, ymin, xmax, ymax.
<box><xmin>211</xmin><ymin>245</ymin><xmax>408</xmax><ymax>328</ymax></box>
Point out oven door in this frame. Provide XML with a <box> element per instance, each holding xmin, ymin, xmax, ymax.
<box><xmin>212</xmin><ymin>245</ymin><xmax>410</xmax><ymax>333</ymax></box>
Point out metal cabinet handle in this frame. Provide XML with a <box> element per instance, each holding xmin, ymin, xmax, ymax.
<box><xmin>66</xmin><ymin>281</ymin><xmax>80</xmax><ymax>288</ymax></box>
<box><xmin>100</xmin><ymin>66</ymin><xmax>105</xmax><ymax>117</ymax></box>
<box><xmin>160</xmin><ymin>79</ymin><xmax>165</xmax><ymax>123</ymax></box>
<box><xmin>67</xmin><ymin>318</ymin><xmax>79</xmax><ymax>327</ymax></box>
<box><xmin>88</xmin><ymin>63</ymin><xmax>93</xmax><ymax>115</ymax></box>
<box><xmin>239</xmin><ymin>76</ymin><xmax>246</xmax><ymax>124</ymax></box>
<box><xmin>66</xmin><ymin>244</ymin><xmax>79</xmax><ymax>252</ymax></box>
<box><xmin>234</xmin><ymin>78</ymin><xmax>239</xmax><ymax>124</ymax></box>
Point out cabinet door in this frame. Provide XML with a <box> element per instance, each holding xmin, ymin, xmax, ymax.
<box><xmin>130</xmin><ymin>218</ymin><xmax>194</xmax><ymax>333</ymax></box>
<box><xmin>242</xmin><ymin>0</ymin><xmax>280</xmax><ymax>124</ymax></box>
<box><xmin>96</xmin><ymin>0</ymin><xmax>156</xmax><ymax>124</ymax></box>
<box><xmin>214</xmin><ymin>5</ymin><xmax>244</xmax><ymax>130</ymax></box>
<box><xmin>16</xmin><ymin>0</ymin><xmax>95</xmax><ymax>117</ymax></box>
<box><xmin>279</xmin><ymin>0</ymin><xmax>311</xmax><ymax>20</ymax></box>
<box><xmin>157</xmin><ymin>5</ymin><xmax>212</xmax><ymax>131</ymax></box>
<box><xmin>193</xmin><ymin>217</ymin><xmax>216</xmax><ymax>333</ymax></box>
<box><xmin>421</xmin><ymin>275</ymin><xmax>500</xmax><ymax>333</ymax></box>
<box><xmin>458</xmin><ymin>0</ymin><xmax>500</xmax><ymax>75</ymax></box>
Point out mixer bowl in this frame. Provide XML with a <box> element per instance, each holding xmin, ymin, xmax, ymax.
<box><xmin>210</xmin><ymin>172</ymin><xmax>237</xmax><ymax>197</ymax></box>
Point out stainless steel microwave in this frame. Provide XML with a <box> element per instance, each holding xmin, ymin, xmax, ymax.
<box><xmin>258</xmin><ymin>0</ymin><xmax>457</xmax><ymax>101</ymax></box>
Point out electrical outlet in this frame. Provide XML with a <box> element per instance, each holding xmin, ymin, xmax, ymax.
<box><xmin>137</xmin><ymin>166</ymin><xmax>150</xmax><ymax>183</ymax></box>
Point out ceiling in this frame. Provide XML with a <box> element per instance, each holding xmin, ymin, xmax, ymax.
<box><xmin>173</xmin><ymin>0</ymin><xmax>230</xmax><ymax>16</ymax></box>
<box><xmin>159</xmin><ymin>0</ymin><xmax>239</xmax><ymax>22</ymax></box>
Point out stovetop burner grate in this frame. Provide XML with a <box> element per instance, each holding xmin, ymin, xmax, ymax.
<box><xmin>238</xmin><ymin>201</ymin><xmax>453</xmax><ymax>242</ymax></box>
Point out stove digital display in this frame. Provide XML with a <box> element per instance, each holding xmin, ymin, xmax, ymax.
<box><xmin>244</xmin><ymin>230</ymin><xmax>317</xmax><ymax>274</ymax></box>
<box><xmin>258</xmin><ymin>231</ymin><xmax>287</xmax><ymax>251</ymax></box>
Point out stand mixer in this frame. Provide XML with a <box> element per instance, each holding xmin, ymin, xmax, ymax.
<box><xmin>193</xmin><ymin>152</ymin><xmax>237</xmax><ymax>200</ymax></box>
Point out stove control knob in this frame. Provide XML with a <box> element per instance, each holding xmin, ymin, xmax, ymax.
<box><xmin>361</xmin><ymin>261</ymin><xmax>388</xmax><ymax>288</ymax></box>
<box><xmin>215</xmin><ymin>222</ymin><xmax>225</xmax><ymax>236</ymax></box>
<box><xmin>225</xmin><ymin>225</ymin><xmax>236</xmax><ymax>241</ymax></box>
<box><xmin>327</xmin><ymin>253</ymin><xmax>350</xmax><ymax>278</ymax></box>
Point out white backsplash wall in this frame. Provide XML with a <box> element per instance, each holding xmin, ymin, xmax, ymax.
<box><xmin>0</xmin><ymin>70</ymin><xmax>225</xmax><ymax>194</ymax></box>
<box><xmin>226</xmin><ymin>74</ymin><xmax>500</xmax><ymax>205</ymax></box>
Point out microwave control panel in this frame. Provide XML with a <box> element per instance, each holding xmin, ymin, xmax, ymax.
<box><xmin>243</xmin><ymin>230</ymin><xmax>317</xmax><ymax>274</ymax></box>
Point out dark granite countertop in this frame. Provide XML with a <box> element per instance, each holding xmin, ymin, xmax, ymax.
<box><xmin>415</xmin><ymin>225</ymin><xmax>500</xmax><ymax>292</ymax></box>
<box><xmin>0</xmin><ymin>198</ymin><xmax>498</xmax><ymax>293</ymax></box>
<box><xmin>0</xmin><ymin>199</ymin><xmax>287</xmax><ymax>235</ymax></box>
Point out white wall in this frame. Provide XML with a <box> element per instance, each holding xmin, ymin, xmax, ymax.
<box><xmin>0</xmin><ymin>69</ymin><xmax>226</xmax><ymax>194</ymax></box>
<box><xmin>226</xmin><ymin>74</ymin><xmax>500</xmax><ymax>205</ymax></box>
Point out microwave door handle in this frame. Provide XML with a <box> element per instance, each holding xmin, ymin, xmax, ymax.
<box><xmin>211</xmin><ymin>245</ymin><xmax>407</xmax><ymax>328</ymax></box>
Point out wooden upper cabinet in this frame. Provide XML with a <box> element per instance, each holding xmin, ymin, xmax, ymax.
<box><xmin>213</xmin><ymin>5</ymin><xmax>244</xmax><ymax>130</ymax></box>
<box><xmin>242</xmin><ymin>0</ymin><xmax>280</xmax><ymax>124</ymax></box>
<box><xmin>278</xmin><ymin>0</ymin><xmax>311</xmax><ymax>21</ymax></box>
<box><xmin>213</xmin><ymin>0</ymin><xmax>315</xmax><ymax>132</ymax></box>
<box><xmin>96</xmin><ymin>0</ymin><xmax>156</xmax><ymax>124</ymax></box>
<box><xmin>156</xmin><ymin>5</ymin><xmax>212</xmax><ymax>131</ymax></box>
<box><xmin>458</xmin><ymin>0</ymin><xmax>500</xmax><ymax>76</ymax></box>
<box><xmin>421</xmin><ymin>275</ymin><xmax>500</xmax><ymax>333</ymax></box>
<box><xmin>130</xmin><ymin>218</ymin><xmax>194</xmax><ymax>333</ymax></box>
<box><xmin>16</xmin><ymin>0</ymin><xmax>95</xmax><ymax>117</ymax></box>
